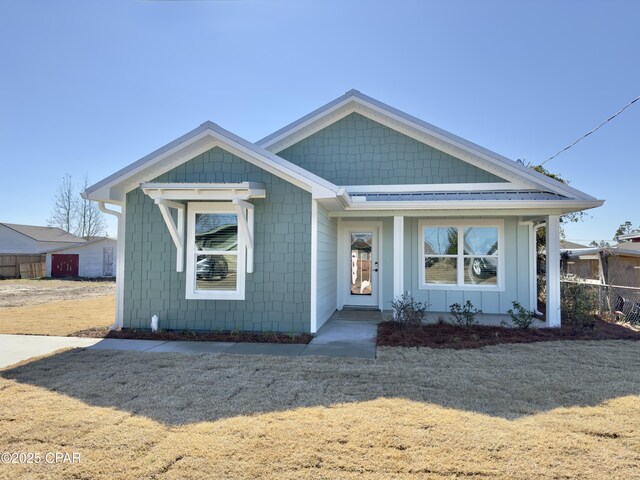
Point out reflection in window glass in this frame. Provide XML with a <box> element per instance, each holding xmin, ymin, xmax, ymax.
<box><xmin>195</xmin><ymin>214</ymin><xmax>238</xmax><ymax>251</ymax></box>
<box><xmin>422</xmin><ymin>223</ymin><xmax>500</xmax><ymax>288</ymax></box>
<box><xmin>425</xmin><ymin>257</ymin><xmax>457</xmax><ymax>284</ymax></box>
<box><xmin>424</xmin><ymin>227</ymin><xmax>458</xmax><ymax>255</ymax></box>
<box><xmin>464</xmin><ymin>258</ymin><xmax>497</xmax><ymax>285</ymax></box>
<box><xmin>196</xmin><ymin>254</ymin><xmax>237</xmax><ymax>291</ymax></box>
<box><xmin>193</xmin><ymin>213</ymin><xmax>239</xmax><ymax>293</ymax></box>
<box><xmin>463</xmin><ymin>227</ymin><xmax>498</xmax><ymax>255</ymax></box>
<box><xmin>350</xmin><ymin>232</ymin><xmax>372</xmax><ymax>295</ymax></box>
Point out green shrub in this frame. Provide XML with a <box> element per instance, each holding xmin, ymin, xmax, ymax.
<box><xmin>390</xmin><ymin>292</ymin><xmax>429</xmax><ymax>328</ymax></box>
<box><xmin>561</xmin><ymin>282</ymin><xmax>598</xmax><ymax>330</ymax></box>
<box><xmin>449</xmin><ymin>301</ymin><xmax>482</xmax><ymax>327</ymax></box>
<box><xmin>507</xmin><ymin>301</ymin><xmax>540</xmax><ymax>329</ymax></box>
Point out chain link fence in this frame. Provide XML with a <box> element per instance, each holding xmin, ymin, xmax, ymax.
<box><xmin>560</xmin><ymin>279</ymin><xmax>640</xmax><ymax>325</ymax></box>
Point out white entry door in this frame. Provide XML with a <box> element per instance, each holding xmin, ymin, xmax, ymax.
<box><xmin>342</xmin><ymin>225</ymin><xmax>380</xmax><ymax>307</ymax></box>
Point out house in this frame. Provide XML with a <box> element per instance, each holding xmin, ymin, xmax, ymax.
<box><xmin>0</xmin><ymin>223</ymin><xmax>86</xmax><ymax>278</ymax></box>
<box><xmin>617</xmin><ymin>231</ymin><xmax>640</xmax><ymax>243</ymax></box>
<box><xmin>0</xmin><ymin>223</ymin><xmax>85</xmax><ymax>254</ymax></box>
<box><xmin>562</xmin><ymin>243</ymin><xmax>640</xmax><ymax>288</ymax></box>
<box><xmin>83</xmin><ymin>90</ymin><xmax>603</xmax><ymax>333</ymax></box>
<box><xmin>45</xmin><ymin>236</ymin><xmax>117</xmax><ymax>278</ymax></box>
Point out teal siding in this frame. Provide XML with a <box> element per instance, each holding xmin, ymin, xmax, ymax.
<box><xmin>277</xmin><ymin>113</ymin><xmax>506</xmax><ymax>186</ymax></box>
<box><xmin>401</xmin><ymin>217</ymin><xmax>531</xmax><ymax>314</ymax></box>
<box><xmin>315</xmin><ymin>204</ymin><xmax>337</xmax><ymax>329</ymax></box>
<box><xmin>123</xmin><ymin>147</ymin><xmax>312</xmax><ymax>333</ymax></box>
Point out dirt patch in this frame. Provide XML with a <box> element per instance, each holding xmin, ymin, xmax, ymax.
<box><xmin>0</xmin><ymin>279</ymin><xmax>115</xmax><ymax>309</ymax></box>
<box><xmin>378</xmin><ymin>317</ymin><xmax>640</xmax><ymax>349</ymax></box>
<box><xmin>0</xmin><ymin>296</ymin><xmax>115</xmax><ymax>336</ymax></box>
<box><xmin>74</xmin><ymin>327</ymin><xmax>313</xmax><ymax>344</ymax></box>
<box><xmin>1</xmin><ymin>342</ymin><xmax>640</xmax><ymax>479</ymax></box>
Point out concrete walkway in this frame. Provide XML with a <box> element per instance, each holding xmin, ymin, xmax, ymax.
<box><xmin>0</xmin><ymin>316</ymin><xmax>379</xmax><ymax>368</ymax></box>
<box><xmin>0</xmin><ymin>334</ymin><xmax>100</xmax><ymax>369</ymax></box>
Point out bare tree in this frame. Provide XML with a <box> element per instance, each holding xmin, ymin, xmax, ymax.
<box><xmin>48</xmin><ymin>174</ymin><xmax>77</xmax><ymax>233</ymax></box>
<box><xmin>76</xmin><ymin>175</ymin><xmax>106</xmax><ymax>238</ymax></box>
<box><xmin>48</xmin><ymin>174</ymin><xmax>107</xmax><ymax>237</ymax></box>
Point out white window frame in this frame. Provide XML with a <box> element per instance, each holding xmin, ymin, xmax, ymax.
<box><xmin>418</xmin><ymin>219</ymin><xmax>505</xmax><ymax>292</ymax></box>
<box><xmin>186</xmin><ymin>202</ymin><xmax>246</xmax><ymax>300</ymax></box>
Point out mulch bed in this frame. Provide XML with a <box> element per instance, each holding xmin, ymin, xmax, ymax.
<box><xmin>72</xmin><ymin>327</ymin><xmax>313</xmax><ymax>344</ymax></box>
<box><xmin>377</xmin><ymin>318</ymin><xmax>640</xmax><ymax>349</ymax></box>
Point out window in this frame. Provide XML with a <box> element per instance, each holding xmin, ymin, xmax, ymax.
<box><xmin>186</xmin><ymin>202</ymin><xmax>245</xmax><ymax>300</ymax></box>
<box><xmin>420</xmin><ymin>220</ymin><xmax>503</xmax><ymax>290</ymax></box>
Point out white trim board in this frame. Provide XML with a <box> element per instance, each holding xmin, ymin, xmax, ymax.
<box><xmin>84</xmin><ymin>123</ymin><xmax>339</xmax><ymax>204</ymax></box>
<box><xmin>417</xmin><ymin>218</ymin><xmax>506</xmax><ymax>292</ymax></box>
<box><xmin>344</xmin><ymin>182</ymin><xmax>532</xmax><ymax>193</ymax></box>
<box><xmin>337</xmin><ymin>221</ymin><xmax>383</xmax><ymax>311</ymax></box>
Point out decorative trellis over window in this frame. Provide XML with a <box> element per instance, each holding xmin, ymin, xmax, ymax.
<box><xmin>141</xmin><ymin>183</ymin><xmax>266</xmax><ymax>294</ymax></box>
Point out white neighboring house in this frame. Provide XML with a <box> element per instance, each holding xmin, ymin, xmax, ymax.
<box><xmin>0</xmin><ymin>223</ymin><xmax>85</xmax><ymax>254</ymax></box>
<box><xmin>45</xmin><ymin>237</ymin><xmax>117</xmax><ymax>278</ymax></box>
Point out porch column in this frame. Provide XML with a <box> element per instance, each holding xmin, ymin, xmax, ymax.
<box><xmin>393</xmin><ymin>216</ymin><xmax>404</xmax><ymax>299</ymax></box>
<box><xmin>546</xmin><ymin>215</ymin><xmax>561</xmax><ymax>327</ymax></box>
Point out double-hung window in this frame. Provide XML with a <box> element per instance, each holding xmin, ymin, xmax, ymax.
<box><xmin>186</xmin><ymin>202</ymin><xmax>245</xmax><ymax>300</ymax></box>
<box><xmin>420</xmin><ymin>220</ymin><xmax>503</xmax><ymax>290</ymax></box>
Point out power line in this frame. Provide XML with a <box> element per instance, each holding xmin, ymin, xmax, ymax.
<box><xmin>540</xmin><ymin>94</ymin><xmax>640</xmax><ymax>166</ymax></box>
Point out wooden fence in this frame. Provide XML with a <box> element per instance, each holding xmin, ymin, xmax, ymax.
<box><xmin>0</xmin><ymin>254</ymin><xmax>46</xmax><ymax>279</ymax></box>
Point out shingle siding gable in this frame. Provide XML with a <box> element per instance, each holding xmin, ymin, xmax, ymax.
<box><xmin>276</xmin><ymin>113</ymin><xmax>506</xmax><ymax>185</ymax></box>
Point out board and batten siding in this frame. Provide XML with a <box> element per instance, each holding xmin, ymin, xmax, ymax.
<box><xmin>315</xmin><ymin>204</ymin><xmax>337</xmax><ymax>329</ymax></box>
<box><xmin>123</xmin><ymin>146</ymin><xmax>312</xmax><ymax>333</ymax></box>
<box><xmin>277</xmin><ymin>113</ymin><xmax>506</xmax><ymax>186</ymax></box>
<box><xmin>402</xmin><ymin>217</ymin><xmax>531</xmax><ymax>313</ymax></box>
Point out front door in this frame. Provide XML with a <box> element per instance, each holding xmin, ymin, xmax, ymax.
<box><xmin>103</xmin><ymin>247</ymin><xmax>114</xmax><ymax>276</ymax></box>
<box><xmin>343</xmin><ymin>226</ymin><xmax>379</xmax><ymax>307</ymax></box>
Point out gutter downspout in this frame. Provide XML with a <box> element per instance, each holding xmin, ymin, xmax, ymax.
<box><xmin>98</xmin><ymin>201</ymin><xmax>124</xmax><ymax>330</ymax></box>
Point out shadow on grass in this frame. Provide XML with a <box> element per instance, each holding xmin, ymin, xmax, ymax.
<box><xmin>2</xmin><ymin>340</ymin><xmax>640</xmax><ymax>425</ymax></box>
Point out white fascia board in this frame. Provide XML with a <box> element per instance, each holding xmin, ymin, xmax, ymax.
<box><xmin>257</xmin><ymin>92</ymin><xmax>356</xmax><ymax>148</ymax></box>
<box><xmin>257</xmin><ymin>90</ymin><xmax>596</xmax><ymax>201</ymax></box>
<box><xmin>344</xmin><ymin>182</ymin><xmax>531</xmax><ymax>193</ymax></box>
<box><xmin>84</xmin><ymin>122</ymin><xmax>339</xmax><ymax>203</ymax></box>
<box><xmin>342</xmin><ymin>199</ymin><xmax>604</xmax><ymax>212</ymax></box>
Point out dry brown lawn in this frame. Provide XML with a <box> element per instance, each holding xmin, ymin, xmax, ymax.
<box><xmin>1</xmin><ymin>341</ymin><xmax>640</xmax><ymax>479</ymax></box>
<box><xmin>0</xmin><ymin>279</ymin><xmax>115</xmax><ymax>308</ymax></box>
<box><xmin>0</xmin><ymin>296</ymin><xmax>115</xmax><ymax>336</ymax></box>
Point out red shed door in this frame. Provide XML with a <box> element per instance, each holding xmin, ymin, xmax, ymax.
<box><xmin>51</xmin><ymin>254</ymin><xmax>79</xmax><ymax>278</ymax></box>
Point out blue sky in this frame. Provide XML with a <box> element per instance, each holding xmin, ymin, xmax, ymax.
<box><xmin>1</xmin><ymin>0</ymin><xmax>638</xmax><ymax>243</ymax></box>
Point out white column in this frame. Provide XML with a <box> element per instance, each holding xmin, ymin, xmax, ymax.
<box><xmin>310</xmin><ymin>200</ymin><xmax>318</xmax><ymax>333</ymax></box>
<box><xmin>393</xmin><ymin>216</ymin><xmax>404</xmax><ymax>299</ymax></box>
<box><xmin>546</xmin><ymin>215</ymin><xmax>561</xmax><ymax>327</ymax></box>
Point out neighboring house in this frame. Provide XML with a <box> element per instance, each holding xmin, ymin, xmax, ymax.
<box><xmin>45</xmin><ymin>237</ymin><xmax>117</xmax><ymax>278</ymax></box>
<box><xmin>617</xmin><ymin>231</ymin><xmax>640</xmax><ymax>243</ymax></box>
<box><xmin>0</xmin><ymin>223</ymin><xmax>84</xmax><ymax>254</ymax></box>
<box><xmin>84</xmin><ymin>90</ymin><xmax>603</xmax><ymax>333</ymax></box>
<box><xmin>562</xmin><ymin>243</ymin><xmax>640</xmax><ymax>288</ymax></box>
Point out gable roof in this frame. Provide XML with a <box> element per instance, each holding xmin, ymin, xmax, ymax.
<box><xmin>1</xmin><ymin>223</ymin><xmax>85</xmax><ymax>244</ymax></box>
<box><xmin>257</xmin><ymin>89</ymin><xmax>598</xmax><ymax>201</ymax></box>
<box><xmin>84</xmin><ymin>90</ymin><xmax>603</xmax><ymax>215</ymax></box>
<box><xmin>83</xmin><ymin>121</ymin><xmax>339</xmax><ymax>204</ymax></box>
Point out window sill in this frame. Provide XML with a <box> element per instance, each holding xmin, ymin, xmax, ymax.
<box><xmin>185</xmin><ymin>291</ymin><xmax>245</xmax><ymax>301</ymax></box>
<box><xmin>419</xmin><ymin>284</ymin><xmax>505</xmax><ymax>293</ymax></box>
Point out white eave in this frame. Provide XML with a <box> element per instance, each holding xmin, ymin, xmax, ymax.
<box><xmin>83</xmin><ymin>122</ymin><xmax>338</xmax><ymax>204</ymax></box>
<box><xmin>340</xmin><ymin>198</ymin><xmax>603</xmax><ymax>213</ymax></box>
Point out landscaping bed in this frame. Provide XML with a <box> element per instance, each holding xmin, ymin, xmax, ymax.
<box><xmin>377</xmin><ymin>317</ymin><xmax>640</xmax><ymax>349</ymax></box>
<box><xmin>74</xmin><ymin>327</ymin><xmax>314</xmax><ymax>344</ymax></box>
